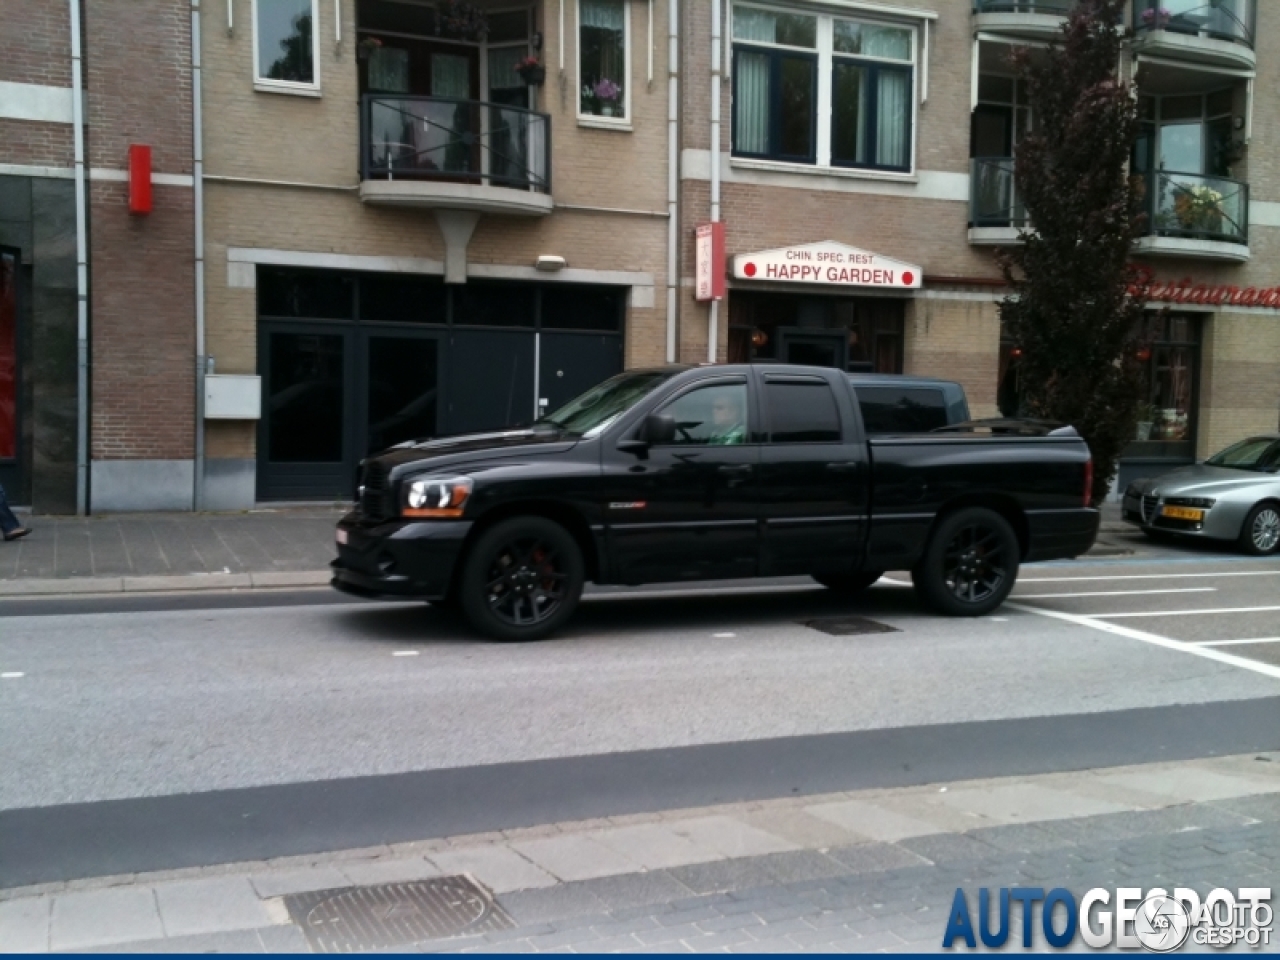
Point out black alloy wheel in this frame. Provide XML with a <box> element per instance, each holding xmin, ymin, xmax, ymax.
<box><xmin>814</xmin><ymin>570</ymin><xmax>884</xmax><ymax>595</ymax></box>
<box><xmin>460</xmin><ymin>517</ymin><xmax>584</xmax><ymax>641</ymax></box>
<box><xmin>912</xmin><ymin>507</ymin><xmax>1020</xmax><ymax>616</ymax></box>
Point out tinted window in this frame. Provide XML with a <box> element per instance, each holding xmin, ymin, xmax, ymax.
<box><xmin>359</xmin><ymin>274</ymin><xmax>447</xmax><ymax>324</ymax></box>
<box><xmin>765</xmin><ymin>381</ymin><xmax>841</xmax><ymax>443</ymax></box>
<box><xmin>258</xmin><ymin>268</ymin><xmax>353</xmax><ymax>319</ymax></box>
<box><xmin>659</xmin><ymin>383</ymin><xmax>749</xmax><ymax>445</ymax></box>
<box><xmin>541</xmin><ymin>285</ymin><xmax>623</xmax><ymax>331</ymax></box>
<box><xmin>857</xmin><ymin>386</ymin><xmax>948</xmax><ymax>434</ymax></box>
<box><xmin>454</xmin><ymin>282</ymin><xmax>536</xmax><ymax>327</ymax></box>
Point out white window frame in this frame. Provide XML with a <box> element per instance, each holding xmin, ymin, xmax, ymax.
<box><xmin>576</xmin><ymin>0</ymin><xmax>633</xmax><ymax>130</ymax></box>
<box><xmin>253</xmin><ymin>0</ymin><xmax>322</xmax><ymax>96</ymax></box>
<box><xmin>729</xmin><ymin>1</ymin><xmax>919</xmax><ymax>177</ymax></box>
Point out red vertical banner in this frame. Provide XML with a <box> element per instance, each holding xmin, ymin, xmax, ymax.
<box><xmin>128</xmin><ymin>144</ymin><xmax>153</xmax><ymax>215</ymax></box>
<box><xmin>0</xmin><ymin>251</ymin><xmax>15</xmax><ymax>460</ymax></box>
<box><xmin>695</xmin><ymin>223</ymin><xmax>726</xmax><ymax>302</ymax></box>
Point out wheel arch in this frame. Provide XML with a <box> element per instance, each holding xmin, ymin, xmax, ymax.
<box><xmin>926</xmin><ymin>493</ymin><xmax>1030</xmax><ymax>561</ymax></box>
<box><xmin>457</xmin><ymin>500</ymin><xmax>601</xmax><ymax>590</ymax></box>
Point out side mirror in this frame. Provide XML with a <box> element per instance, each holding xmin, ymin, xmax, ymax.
<box><xmin>644</xmin><ymin>413</ymin><xmax>676</xmax><ymax>445</ymax></box>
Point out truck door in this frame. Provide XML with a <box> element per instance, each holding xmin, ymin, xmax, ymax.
<box><xmin>756</xmin><ymin>370</ymin><xmax>871</xmax><ymax>577</ymax></box>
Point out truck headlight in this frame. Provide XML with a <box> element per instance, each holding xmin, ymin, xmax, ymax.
<box><xmin>402</xmin><ymin>475</ymin><xmax>473</xmax><ymax>518</ymax></box>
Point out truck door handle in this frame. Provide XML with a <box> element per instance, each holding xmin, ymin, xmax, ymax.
<box><xmin>826</xmin><ymin>462</ymin><xmax>860</xmax><ymax>474</ymax></box>
<box><xmin>718</xmin><ymin>464</ymin><xmax>754</xmax><ymax>476</ymax></box>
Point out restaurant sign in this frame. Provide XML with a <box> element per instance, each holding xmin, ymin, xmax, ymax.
<box><xmin>1132</xmin><ymin>267</ymin><xmax>1280</xmax><ymax>308</ymax></box>
<box><xmin>733</xmin><ymin>241</ymin><xmax>922</xmax><ymax>289</ymax></box>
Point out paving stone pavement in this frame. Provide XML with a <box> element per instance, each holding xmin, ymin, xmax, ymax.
<box><xmin>5</xmin><ymin>755</ymin><xmax>1279</xmax><ymax>954</ymax></box>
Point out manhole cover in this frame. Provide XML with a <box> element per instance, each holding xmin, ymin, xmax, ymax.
<box><xmin>802</xmin><ymin>616</ymin><xmax>900</xmax><ymax>636</ymax></box>
<box><xmin>283</xmin><ymin>876</ymin><xmax>513</xmax><ymax>953</ymax></box>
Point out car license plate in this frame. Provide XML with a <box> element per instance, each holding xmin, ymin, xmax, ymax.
<box><xmin>1160</xmin><ymin>505</ymin><xmax>1203</xmax><ymax>522</ymax></box>
<box><xmin>336</xmin><ymin>529</ymin><xmax>348</xmax><ymax>545</ymax></box>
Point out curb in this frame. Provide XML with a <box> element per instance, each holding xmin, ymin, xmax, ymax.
<box><xmin>0</xmin><ymin>570</ymin><xmax>332</xmax><ymax>597</ymax></box>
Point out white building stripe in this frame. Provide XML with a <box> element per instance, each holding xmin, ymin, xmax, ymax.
<box><xmin>0</xmin><ymin>81</ymin><xmax>74</xmax><ymax>124</ymax></box>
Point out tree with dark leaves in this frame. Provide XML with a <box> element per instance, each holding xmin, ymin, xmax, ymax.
<box><xmin>997</xmin><ymin>0</ymin><xmax>1151</xmax><ymax>506</ymax></box>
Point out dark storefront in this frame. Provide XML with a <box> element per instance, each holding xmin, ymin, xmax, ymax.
<box><xmin>727</xmin><ymin>290</ymin><xmax>906</xmax><ymax>372</ymax></box>
<box><xmin>256</xmin><ymin>267</ymin><xmax>625</xmax><ymax>500</ymax></box>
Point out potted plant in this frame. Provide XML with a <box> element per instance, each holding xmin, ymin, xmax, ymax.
<box><xmin>584</xmin><ymin>78</ymin><xmax>622</xmax><ymax>117</ymax></box>
<box><xmin>1135</xmin><ymin>403</ymin><xmax>1158</xmax><ymax>441</ymax></box>
<box><xmin>1173</xmin><ymin>184</ymin><xmax>1225</xmax><ymax>234</ymax></box>
<box><xmin>356</xmin><ymin>35</ymin><xmax>382</xmax><ymax>61</ymax></box>
<box><xmin>515</xmin><ymin>56</ymin><xmax>546</xmax><ymax>87</ymax></box>
<box><xmin>434</xmin><ymin>0</ymin><xmax>488</xmax><ymax>42</ymax></box>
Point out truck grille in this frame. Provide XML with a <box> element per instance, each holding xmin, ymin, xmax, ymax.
<box><xmin>1141</xmin><ymin>494</ymin><xmax>1159</xmax><ymax>525</ymax></box>
<box><xmin>360</xmin><ymin>462</ymin><xmax>391</xmax><ymax>523</ymax></box>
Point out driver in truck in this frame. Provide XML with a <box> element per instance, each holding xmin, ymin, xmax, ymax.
<box><xmin>708</xmin><ymin>391</ymin><xmax>747</xmax><ymax>445</ymax></box>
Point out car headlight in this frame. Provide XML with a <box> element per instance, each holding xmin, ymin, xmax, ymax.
<box><xmin>1165</xmin><ymin>496</ymin><xmax>1216</xmax><ymax>509</ymax></box>
<box><xmin>401</xmin><ymin>475</ymin><xmax>473</xmax><ymax>518</ymax></box>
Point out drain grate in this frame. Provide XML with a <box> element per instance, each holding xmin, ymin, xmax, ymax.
<box><xmin>802</xmin><ymin>616</ymin><xmax>900</xmax><ymax>636</ymax></box>
<box><xmin>283</xmin><ymin>876</ymin><xmax>513</xmax><ymax>953</ymax></box>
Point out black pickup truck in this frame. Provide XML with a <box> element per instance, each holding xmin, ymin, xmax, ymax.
<box><xmin>333</xmin><ymin>364</ymin><xmax>1098</xmax><ymax>640</ymax></box>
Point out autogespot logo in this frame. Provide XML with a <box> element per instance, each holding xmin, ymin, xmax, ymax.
<box><xmin>942</xmin><ymin>886</ymin><xmax>1273</xmax><ymax>951</ymax></box>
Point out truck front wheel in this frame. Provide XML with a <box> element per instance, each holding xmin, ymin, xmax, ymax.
<box><xmin>459</xmin><ymin>516</ymin><xmax>585</xmax><ymax>642</ymax></box>
<box><xmin>911</xmin><ymin>507</ymin><xmax>1020</xmax><ymax>616</ymax></box>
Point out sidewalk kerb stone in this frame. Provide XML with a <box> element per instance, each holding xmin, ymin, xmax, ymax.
<box><xmin>49</xmin><ymin>886</ymin><xmax>163</xmax><ymax>951</ymax></box>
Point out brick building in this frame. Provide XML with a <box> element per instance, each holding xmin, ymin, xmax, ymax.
<box><xmin>2</xmin><ymin>0</ymin><xmax>1278</xmax><ymax>512</ymax></box>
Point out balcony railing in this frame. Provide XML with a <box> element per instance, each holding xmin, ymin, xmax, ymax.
<box><xmin>1132</xmin><ymin>0</ymin><xmax>1254</xmax><ymax>48</ymax></box>
<box><xmin>360</xmin><ymin>95</ymin><xmax>551</xmax><ymax>194</ymax></box>
<box><xmin>973</xmin><ymin>0</ymin><xmax>1073</xmax><ymax>13</ymax></box>
<box><xmin>970</xmin><ymin>158</ymin><xmax>1028</xmax><ymax>230</ymax></box>
<box><xmin>1143</xmin><ymin>169</ymin><xmax>1248</xmax><ymax>246</ymax></box>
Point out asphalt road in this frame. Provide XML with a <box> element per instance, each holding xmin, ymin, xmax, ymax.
<box><xmin>2</xmin><ymin>543</ymin><xmax>1279</xmax><ymax>885</ymax></box>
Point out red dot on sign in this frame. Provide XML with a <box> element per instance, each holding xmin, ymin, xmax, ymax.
<box><xmin>902</xmin><ymin>271</ymin><xmax>915</xmax><ymax>285</ymax></box>
<box><xmin>744</xmin><ymin>262</ymin><xmax>757</xmax><ymax>277</ymax></box>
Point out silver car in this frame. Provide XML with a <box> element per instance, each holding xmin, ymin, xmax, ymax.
<box><xmin>1122</xmin><ymin>434</ymin><xmax>1280</xmax><ymax>556</ymax></box>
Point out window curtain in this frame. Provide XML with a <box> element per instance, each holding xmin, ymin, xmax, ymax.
<box><xmin>488</xmin><ymin>46</ymin><xmax>526</xmax><ymax>91</ymax></box>
<box><xmin>581</xmin><ymin>0</ymin><xmax>625</xmax><ymax>29</ymax></box>
<box><xmin>733</xmin><ymin>7</ymin><xmax>778</xmax><ymax>42</ymax></box>
<box><xmin>432</xmin><ymin>52</ymin><xmax>472</xmax><ymax>98</ymax></box>
<box><xmin>735</xmin><ymin>51</ymin><xmax>770</xmax><ymax>154</ymax></box>
<box><xmin>876</xmin><ymin>69</ymin><xmax>909</xmax><ymax>167</ymax></box>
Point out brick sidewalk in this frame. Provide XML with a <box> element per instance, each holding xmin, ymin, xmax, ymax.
<box><xmin>3</xmin><ymin>753</ymin><xmax>1277</xmax><ymax>953</ymax></box>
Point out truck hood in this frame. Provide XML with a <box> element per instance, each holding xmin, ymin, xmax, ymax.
<box><xmin>1133</xmin><ymin>463</ymin><xmax>1270</xmax><ymax>498</ymax></box>
<box><xmin>368</xmin><ymin>427</ymin><xmax>579</xmax><ymax>473</ymax></box>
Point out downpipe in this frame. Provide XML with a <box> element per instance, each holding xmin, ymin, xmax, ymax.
<box><xmin>70</xmin><ymin>0</ymin><xmax>89</xmax><ymax>515</ymax></box>
<box><xmin>707</xmin><ymin>0</ymin><xmax>721</xmax><ymax>364</ymax></box>
<box><xmin>192</xmin><ymin>0</ymin><xmax>207</xmax><ymax>511</ymax></box>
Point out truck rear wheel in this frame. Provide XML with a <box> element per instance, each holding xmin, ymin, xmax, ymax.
<box><xmin>459</xmin><ymin>516</ymin><xmax>584</xmax><ymax>642</ymax></box>
<box><xmin>911</xmin><ymin>507</ymin><xmax>1019</xmax><ymax>616</ymax></box>
<box><xmin>814</xmin><ymin>571</ymin><xmax>883</xmax><ymax>595</ymax></box>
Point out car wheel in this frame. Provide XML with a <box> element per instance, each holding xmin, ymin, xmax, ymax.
<box><xmin>459</xmin><ymin>516</ymin><xmax>584</xmax><ymax>642</ymax></box>
<box><xmin>911</xmin><ymin>507</ymin><xmax>1020</xmax><ymax>617</ymax></box>
<box><xmin>1238</xmin><ymin>502</ymin><xmax>1280</xmax><ymax>556</ymax></box>
<box><xmin>814</xmin><ymin>571</ymin><xmax>884</xmax><ymax>595</ymax></box>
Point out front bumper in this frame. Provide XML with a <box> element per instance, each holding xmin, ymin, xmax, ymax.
<box><xmin>330</xmin><ymin>511</ymin><xmax>473</xmax><ymax>601</ymax></box>
<box><xmin>1121</xmin><ymin>492</ymin><xmax>1235</xmax><ymax>541</ymax></box>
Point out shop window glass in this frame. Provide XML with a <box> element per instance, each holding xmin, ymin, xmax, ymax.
<box><xmin>766</xmin><ymin>381</ymin><xmax>841</xmax><ymax>443</ymax></box>
<box><xmin>267</xmin><ymin>332</ymin><xmax>345</xmax><ymax>462</ymax></box>
<box><xmin>360</xmin><ymin>274</ymin><xmax>447</xmax><ymax>324</ymax></box>
<box><xmin>541</xmin><ymin>285</ymin><xmax>622</xmax><ymax>331</ymax></box>
<box><xmin>258</xmin><ymin>268</ymin><xmax>353</xmax><ymax>320</ymax></box>
<box><xmin>579</xmin><ymin>0</ymin><xmax>628</xmax><ymax>120</ymax></box>
<box><xmin>659</xmin><ymin>383</ymin><xmax>749</xmax><ymax>445</ymax></box>
<box><xmin>256</xmin><ymin>0</ymin><xmax>316</xmax><ymax>86</ymax></box>
<box><xmin>0</xmin><ymin>251</ymin><xmax>15</xmax><ymax>460</ymax></box>
<box><xmin>453</xmin><ymin>282</ymin><xmax>536</xmax><ymax>327</ymax></box>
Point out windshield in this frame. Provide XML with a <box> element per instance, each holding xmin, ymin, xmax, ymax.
<box><xmin>1205</xmin><ymin>437</ymin><xmax>1280</xmax><ymax>472</ymax></box>
<box><xmin>537</xmin><ymin>370</ymin><xmax>675</xmax><ymax>438</ymax></box>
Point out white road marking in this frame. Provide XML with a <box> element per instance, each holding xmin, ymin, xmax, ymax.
<box><xmin>1019</xmin><ymin>570</ymin><xmax>1280</xmax><ymax>583</ymax></box>
<box><xmin>1</xmin><ymin>672</ymin><xmax>23</xmax><ymax>679</ymax></box>
<box><xmin>392</xmin><ymin>650</ymin><xmax>420</xmax><ymax>657</ymax></box>
<box><xmin>1087</xmin><ymin>605</ymin><xmax>1280</xmax><ymax>619</ymax></box>
<box><xmin>1013</xmin><ymin>587</ymin><xmax>1217</xmax><ymax>599</ymax></box>
<box><xmin>1194</xmin><ymin>637</ymin><xmax>1280</xmax><ymax>647</ymax></box>
<box><xmin>1005</xmin><ymin>602</ymin><xmax>1280</xmax><ymax>682</ymax></box>
<box><xmin>713</xmin><ymin>632</ymin><xmax>737</xmax><ymax>638</ymax></box>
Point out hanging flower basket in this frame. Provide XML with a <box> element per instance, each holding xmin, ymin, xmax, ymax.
<box><xmin>434</xmin><ymin>0</ymin><xmax>488</xmax><ymax>42</ymax></box>
<box><xmin>356</xmin><ymin>35</ymin><xmax>382</xmax><ymax>61</ymax></box>
<box><xmin>515</xmin><ymin>57</ymin><xmax>546</xmax><ymax>87</ymax></box>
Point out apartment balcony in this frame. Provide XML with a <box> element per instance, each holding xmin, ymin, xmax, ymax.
<box><xmin>359</xmin><ymin>95</ymin><xmax>553</xmax><ymax>217</ymax></box>
<box><xmin>1137</xmin><ymin>169</ymin><xmax>1249</xmax><ymax>262</ymax></box>
<box><xmin>973</xmin><ymin>0</ymin><xmax>1073</xmax><ymax>41</ymax></box>
<box><xmin>968</xmin><ymin>158</ymin><xmax>1027</xmax><ymax>245</ymax></box>
<box><xmin>1131</xmin><ymin>0</ymin><xmax>1255</xmax><ymax>71</ymax></box>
